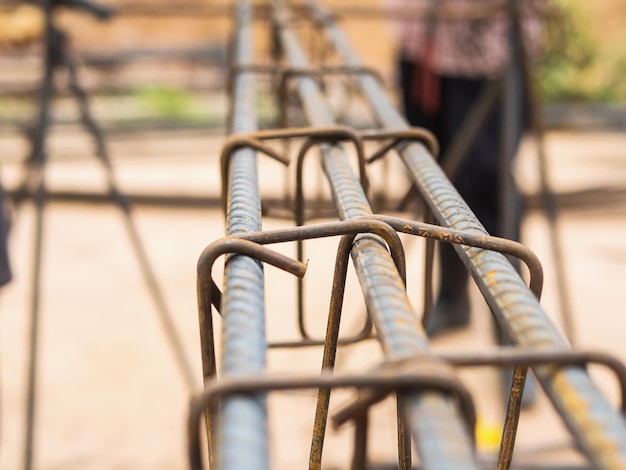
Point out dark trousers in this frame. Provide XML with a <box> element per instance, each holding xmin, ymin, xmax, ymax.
<box><xmin>399</xmin><ymin>57</ymin><xmax>525</xmax><ymax>300</ymax></box>
<box><xmin>0</xmin><ymin>185</ymin><xmax>11</xmax><ymax>287</ymax></box>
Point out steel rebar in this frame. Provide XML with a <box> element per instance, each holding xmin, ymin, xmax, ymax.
<box><xmin>305</xmin><ymin>1</ymin><xmax>626</xmax><ymax>466</ymax></box>
<box><xmin>210</xmin><ymin>1</ymin><xmax>268</xmax><ymax>469</ymax></box>
<box><xmin>271</xmin><ymin>3</ymin><xmax>479</xmax><ymax>468</ymax></box>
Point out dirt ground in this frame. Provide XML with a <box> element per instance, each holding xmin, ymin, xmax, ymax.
<box><xmin>2</xmin><ymin>1</ymin><xmax>626</xmax><ymax>469</ymax></box>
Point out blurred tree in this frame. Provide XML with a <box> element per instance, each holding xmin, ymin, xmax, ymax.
<box><xmin>538</xmin><ymin>1</ymin><xmax>626</xmax><ymax>103</ymax></box>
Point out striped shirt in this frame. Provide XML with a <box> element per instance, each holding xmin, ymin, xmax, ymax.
<box><xmin>389</xmin><ymin>0</ymin><xmax>545</xmax><ymax>77</ymax></box>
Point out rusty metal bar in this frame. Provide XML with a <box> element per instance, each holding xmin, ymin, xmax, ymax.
<box><xmin>269</xmin><ymin>2</ymin><xmax>479</xmax><ymax>468</ymax></box>
<box><xmin>210</xmin><ymin>216</ymin><xmax>543</xmax><ymax>341</ymax></box>
<box><xmin>188</xmin><ymin>359</ymin><xmax>478</xmax><ymax>470</ymax></box>
<box><xmin>202</xmin><ymin>219</ymin><xmax>407</xmax><ymax>339</ymax></box>
<box><xmin>196</xmin><ymin>237</ymin><xmax>308</xmax><ymax>395</ymax></box>
<box><xmin>513</xmin><ymin>1</ymin><xmax>577</xmax><ymax>343</ymax></box>
<box><xmin>200</xmin><ymin>217</ymin><xmax>409</xmax><ymax>466</ymax></box>
<box><xmin>436</xmin><ymin>348</ymin><xmax>626</xmax><ymax>413</ymax></box>
<box><xmin>207</xmin><ymin>1</ymin><xmax>268</xmax><ymax>469</ymax></box>
<box><xmin>368</xmin><ymin>214</ymin><xmax>543</xmax><ymax>301</ymax></box>
<box><xmin>304</xmin><ymin>1</ymin><xmax>626</xmax><ymax>467</ymax></box>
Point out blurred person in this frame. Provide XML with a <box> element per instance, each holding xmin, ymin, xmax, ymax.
<box><xmin>390</xmin><ymin>1</ymin><xmax>547</xmax><ymax>406</ymax></box>
<box><xmin>390</xmin><ymin>0</ymin><xmax>544</xmax><ymax>336</ymax></box>
<box><xmin>0</xmin><ymin>188</ymin><xmax>11</xmax><ymax>288</ymax></box>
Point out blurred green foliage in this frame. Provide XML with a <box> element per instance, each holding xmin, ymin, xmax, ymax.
<box><xmin>134</xmin><ymin>85</ymin><xmax>202</xmax><ymax>120</ymax></box>
<box><xmin>537</xmin><ymin>2</ymin><xmax>626</xmax><ymax>103</ymax></box>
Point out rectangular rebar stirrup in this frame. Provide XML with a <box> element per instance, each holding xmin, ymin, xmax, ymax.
<box><xmin>303</xmin><ymin>1</ymin><xmax>626</xmax><ymax>467</ymax></box>
<box><xmin>270</xmin><ymin>3</ymin><xmax>479</xmax><ymax>468</ymax></box>
<box><xmin>211</xmin><ymin>2</ymin><xmax>268</xmax><ymax>470</ymax></box>
<box><xmin>188</xmin><ymin>359</ymin><xmax>478</xmax><ymax>470</ymax></box>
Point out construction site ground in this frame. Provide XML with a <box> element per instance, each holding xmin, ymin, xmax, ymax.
<box><xmin>0</xmin><ymin>123</ymin><xmax>625</xmax><ymax>469</ymax></box>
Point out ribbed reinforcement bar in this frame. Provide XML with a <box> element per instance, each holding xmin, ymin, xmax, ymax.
<box><xmin>271</xmin><ymin>2</ymin><xmax>479</xmax><ymax>468</ymax></box>
<box><xmin>213</xmin><ymin>2</ymin><xmax>268</xmax><ymax>469</ymax></box>
<box><xmin>304</xmin><ymin>1</ymin><xmax>626</xmax><ymax>467</ymax></box>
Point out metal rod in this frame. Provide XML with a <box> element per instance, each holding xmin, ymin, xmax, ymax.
<box><xmin>196</xmin><ymin>237</ymin><xmax>307</xmax><ymax>468</ymax></box>
<box><xmin>497</xmin><ymin>365</ymin><xmax>528</xmax><ymax>470</ymax></box>
<box><xmin>495</xmin><ymin>7</ymin><xmax>528</xmax><ymax>463</ymax></box>
<box><xmin>305</xmin><ymin>1</ymin><xmax>626</xmax><ymax>466</ymax></box>
<box><xmin>422</xmin><ymin>211</ymin><xmax>436</xmax><ymax>328</ymax></box>
<box><xmin>308</xmin><ymin>222</ymin><xmax>407</xmax><ymax>469</ymax></box>
<box><xmin>293</xmin><ymin>127</ymin><xmax>368</xmax><ymax>341</ymax></box>
<box><xmin>309</xmin><ymin>234</ymin><xmax>355</xmax><ymax>470</ymax></box>
<box><xmin>22</xmin><ymin>3</ymin><xmax>55</xmax><ymax>467</ymax></box>
<box><xmin>513</xmin><ymin>0</ymin><xmax>576</xmax><ymax>344</ymax></box>
<box><xmin>368</xmin><ymin>214</ymin><xmax>543</xmax><ymax>300</ymax></box>
<box><xmin>271</xmin><ymin>3</ymin><xmax>479</xmax><ymax>468</ymax></box>
<box><xmin>239</xmin><ymin>219</ymin><xmax>406</xmax><ymax>350</ymax></box>
<box><xmin>189</xmin><ymin>363</ymin><xmax>477</xmax><ymax>470</ymax></box>
<box><xmin>212</xmin><ymin>1</ymin><xmax>268</xmax><ymax>469</ymax></box>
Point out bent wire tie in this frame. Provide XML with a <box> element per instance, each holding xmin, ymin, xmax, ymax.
<box><xmin>202</xmin><ymin>216</ymin><xmax>539</xmax><ymax>468</ymax></box>
<box><xmin>187</xmin><ymin>346</ymin><xmax>626</xmax><ymax>470</ymax></box>
<box><xmin>201</xmin><ymin>219</ymin><xmax>405</xmax><ymax>469</ymax></box>
<box><xmin>363</xmin><ymin>213</ymin><xmax>544</xmax><ymax>458</ymax></box>
<box><xmin>359</xmin><ymin>128</ymin><xmax>544</xmax><ymax>454</ymax></box>
<box><xmin>293</xmin><ymin>127</ymin><xmax>369</xmax><ymax>341</ymax></box>
<box><xmin>232</xmin><ymin>218</ymin><xmax>405</xmax><ymax>347</ymax></box>
<box><xmin>363</xmin><ymin>127</ymin><xmax>440</xmax><ymax>164</ymax></box>
<box><xmin>220</xmin><ymin>125</ymin><xmax>367</xmax><ymax>215</ymax></box>
<box><xmin>227</xmin><ymin>63</ymin><xmax>384</xmax><ymax>132</ymax></box>
<box><xmin>220</xmin><ymin>125</ymin><xmax>370</xmax><ymax>343</ymax></box>
<box><xmin>188</xmin><ymin>355</ymin><xmax>477</xmax><ymax>470</ymax></box>
<box><xmin>301</xmin><ymin>222</ymin><xmax>406</xmax><ymax>469</ymax></box>
<box><xmin>277</xmin><ymin>65</ymin><xmax>385</xmax><ymax>111</ymax></box>
<box><xmin>440</xmin><ymin>347</ymin><xmax>626</xmax><ymax>469</ymax></box>
<box><xmin>196</xmin><ymin>237</ymin><xmax>307</xmax><ymax>468</ymax></box>
<box><xmin>363</xmin><ymin>127</ymin><xmax>440</xmax><ymax>213</ymax></box>
<box><xmin>367</xmin><ymin>214</ymin><xmax>544</xmax><ymax>304</ymax></box>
